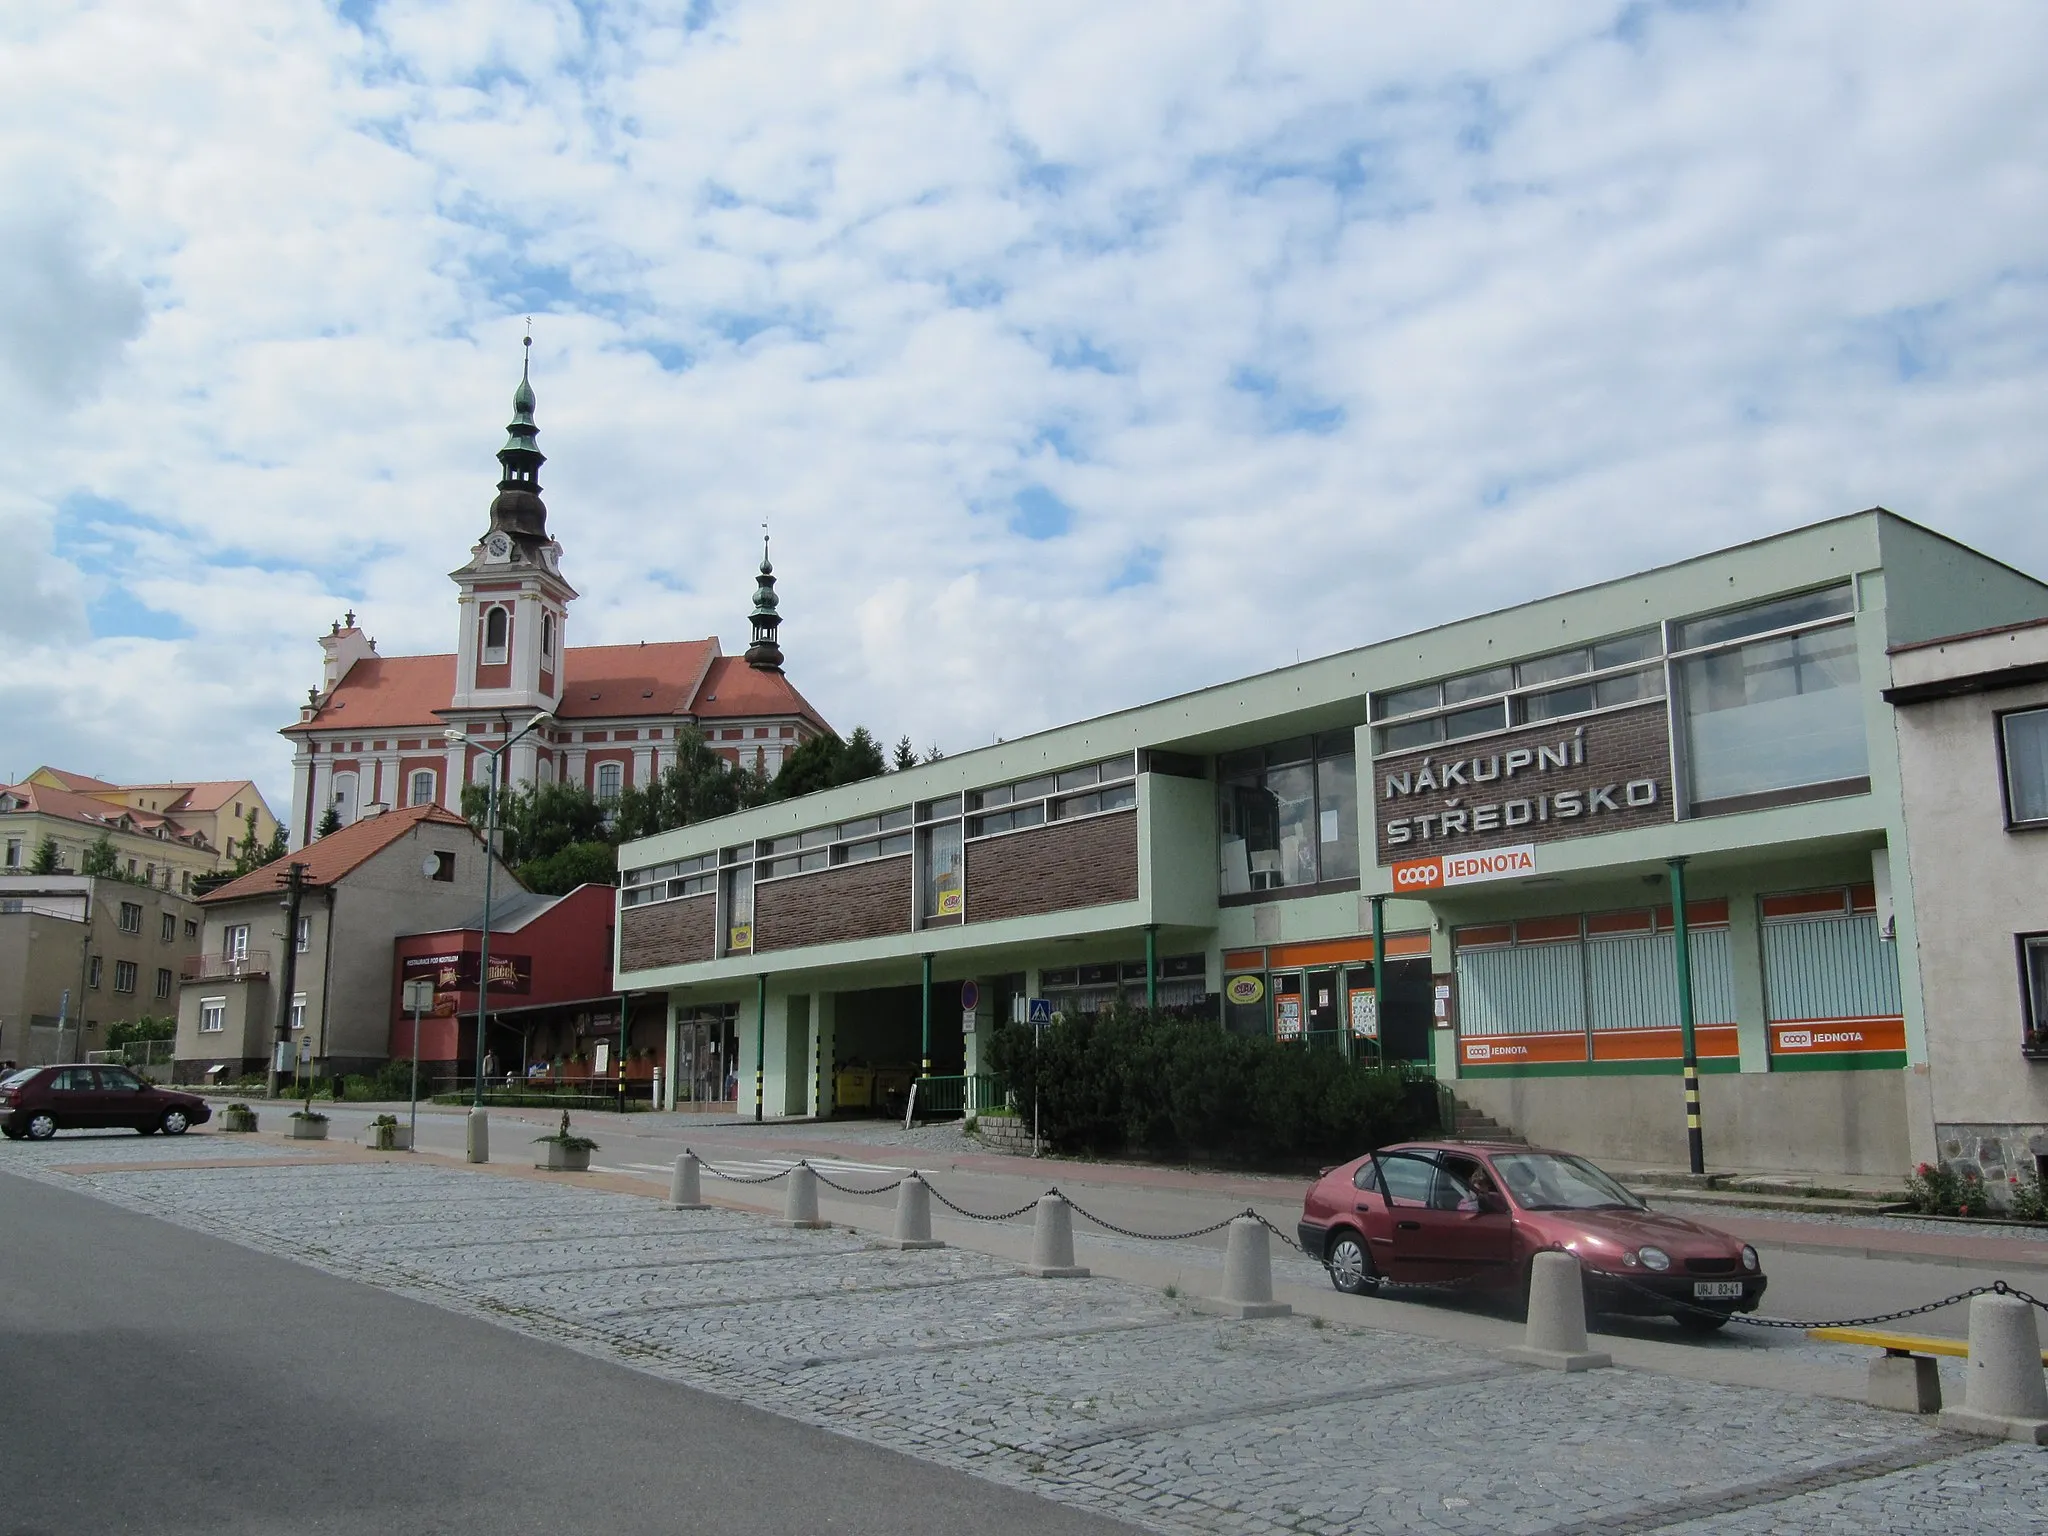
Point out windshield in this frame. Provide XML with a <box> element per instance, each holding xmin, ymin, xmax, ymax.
<box><xmin>1</xmin><ymin>1068</ymin><xmax>37</xmax><ymax>1091</ymax></box>
<box><xmin>1490</xmin><ymin>1153</ymin><xmax>1645</xmax><ymax>1212</ymax></box>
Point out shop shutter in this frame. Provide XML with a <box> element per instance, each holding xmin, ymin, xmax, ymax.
<box><xmin>1762</xmin><ymin>914</ymin><xmax>1901</xmax><ymax>1022</ymax></box>
<box><xmin>1456</xmin><ymin>942</ymin><xmax>1584</xmax><ymax>1036</ymax></box>
<box><xmin>1586</xmin><ymin>929</ymin><xmax>1736</xmax><ymax>1033</ymax></box>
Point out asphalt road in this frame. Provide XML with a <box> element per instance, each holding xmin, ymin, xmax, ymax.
<box><xmin>299</xmin><ymin>1102</ymin><xmax>2039</xmax><ymax>1347</ymax></box>
<box><xmin>0</xmin><ymin>1172</ymin><xmax>1139</xmax><ymax>1536</ymax></box>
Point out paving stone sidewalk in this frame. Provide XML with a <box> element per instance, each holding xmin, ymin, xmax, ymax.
<box><xmin>5</xmin><ymin>1134</ymin><xmax>2041</xmax><ymax>1536</ymax></box>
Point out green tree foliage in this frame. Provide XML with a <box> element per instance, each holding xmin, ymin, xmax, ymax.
<box><xmin>611</xmin><ymin>727</ymin><xmax>760</xmax><ymax>842</ymax></box>
<box><xmin>316</xmin><ymin>807</ymin><xmax>342</xmax><ymax>838</ymax></box>
<box><xmin>80</xmin><ymin>832</ymin><xmax>121</xmax><ymax>878</ymax></box>
<box><xmin>261</xmin><ymin>821</ymin><xmax>288</xmax><ymax>863</ymax></box>
<box><xmin>766</xmin><ymin>726</ymin><xmax>889</xmax><ymax>802</ymax></box>
<box><xmin>189</xmin><ymin>868</ymin><xmax>236</xmax><ymax>896</ymax></box>
<box><xmin>516</xmin><ymin>840</ymin><xmax>620</xmax><ymax>895</ymax></box>
<box><xmin>461</xmin><ymin>780</ymin><xmax>610</xmax><ymax>867</ymax></box>
<box><xmin>892</xmin><ymin>735</ymin><xmax>918</xmax><ymax>771</ymax></box>
<box><xmin>30</xmin><ymin>835</ymin><xmax>61</xmax><ymax>873</ymax></box>
<box><xmin>987</xmin><ymin>1006</ymin><xmax>1433</xmax><ymax>1166</ymax></box>
<box><xmin>105</xmin><ymin>1015</ymin><xmax>177</xmax><ymax>1050</ymax></box>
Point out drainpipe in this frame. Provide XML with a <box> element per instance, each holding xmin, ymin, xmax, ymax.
<box><xmin>1668</xmin><ymin>858</ymin><xmax>1705</xmax><ymax>1175</ymax></box>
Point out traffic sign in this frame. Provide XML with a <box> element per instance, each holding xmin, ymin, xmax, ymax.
<box><xmin>1027</xmin><ymin>998</ymin><xmax>1054</xmax><ymax>1026</ymax></box>
<box><xmin>961</xmin><ymin>980</ymin><xmax>980</xmax><ymax>1011</ymax></box>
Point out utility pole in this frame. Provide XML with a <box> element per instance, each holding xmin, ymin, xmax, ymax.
<box><xmin>271</xmin><ymin>862</ymin><xmax>308</xmax><ymax>1098</ymax></box>
<box><xmin>1668</xmin><ymin>857</ymin><xmax>1705</xmax><ymax>1175</ymax></box>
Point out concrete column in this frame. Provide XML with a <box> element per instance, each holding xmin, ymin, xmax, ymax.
<box><xmin>782</xmin><ymin>1164</ymin><xmax>827</xmax><ymax>1228</ymax></box>
<box><xmin>308</xmin><ymin>759</ymin><xmax>333</xmax><ymax>843</ymax></box>
<box><xmin>509</xmin><ymin>740</ymin><xmax>538</xmax><ymax>793</ymax></box>
<box><xmin>442</xmin><ymin>744</ymin><xmax>466</xmax><ymax>811</ymax></box>
<box><xmin>663</xmin><ymin>995</ymin><xmax>679</xmax><ymax>1112</ymax></box>
<box><xmin>877</xmin><ymin>1174</ymin><xmax>943</xmax><ymax>1249</ymax></box>
<box><xmin>670</xmin><ymin>1152</ymin><xmax>706</xmax><ymax>1210</ymax></box>
<box><xmin>1201</xmin><ymin>1217</ymin><xmax>1290</xmax><ymax>1318</ymax></box>
<box><xmin>1726</xmin><ymin>886</ymin><xmax>1771</xmax><ymax>1073</ymax></box>
<box><xmin>288</xmin><ymin>756</ymin><xmax>312</xmax><ymax>850</ymax></box>
<box><xmin>566</xmin><ymin>747</ymin><xmax>588</xmax><ymax>789</ymax></box>
<box><xmin>811</xmin><ymin>992</ymin><xmax>837</xmax><ymax>1119</ymax></box>
<box><xmin>1939</xmin><ymin>1293</ymin><xmax>2048</xmax><ymax>1442</ymax></box>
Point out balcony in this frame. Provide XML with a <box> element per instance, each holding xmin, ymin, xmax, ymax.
<box><xmin>180</xmin><ymin>951</ymin><xmax>272</xmax><ymax>982</ymax></box>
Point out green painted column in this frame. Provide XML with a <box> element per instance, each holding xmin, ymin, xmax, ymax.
<box><xmin>920</xmin><ymin>953</ymin><xmax>933</xmax><ymax>1079</ymax></box>
<box><xmin>1144</xmin><ymin>925</ymin><xmax>1158</xmax><ymax>1011</ymax></box>
<box><xmin>1668</xmin><ymin>858</ymin><xmax>1705</xmax><ymax>1174</ymax></box>
<box><xmin>753</xmin><ymin>973</ymin><xmax>767</xmax><ymax>1124</ymax></box>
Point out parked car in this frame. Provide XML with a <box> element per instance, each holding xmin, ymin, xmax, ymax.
<box><xmin>0</xmin><ymin>1065</ymin><xmax>212</xmax><ymax>1141</ymax></box>
<box><xmin>1297</xmin><ymin>1140</ymin><xmax>1766</xmax><ymax>1331</ymax></box>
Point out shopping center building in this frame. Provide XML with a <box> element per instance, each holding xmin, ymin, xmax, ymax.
<box><xmin>613</xmin><ymin>510</ymin><xmax>2048</xmax><ymax>1179</ymax></box>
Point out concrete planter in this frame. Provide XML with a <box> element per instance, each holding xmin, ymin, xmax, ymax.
<box><xmin>289</xmin><ymin>1116</ymin><xmax>329</xmax><ymax>1140</ymax></box>
<box><xmin>539</xmin><ymin>1141</ymin><xmax>592</xmax><ymax>1172</ymax></box>
<box><xmin>222</xmin><ymin>1108</ymin><xmax>259</xmax><ymax>1134</ymax></box>
<box><xmin>366</xmin><ymin>1123</ymin><xmax>412</xmax><ymax>1151</ymax></box>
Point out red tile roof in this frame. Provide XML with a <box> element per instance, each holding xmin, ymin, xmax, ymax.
<box><xmin>199</xmin><ymin>803</ymin><xmax>482</xmax><ymax>904</ymax></box>
<box><xmin>557</xmin><ymin>641</ymin><xmax>719</xmax><ymax>720</ymax></box>
<box><xmin>0</xmin><ymin>781</ymin><xmax>178</xmax><ymax>838</ymax></box>
<box><xmin>284</xmin><ymin>654</ymin><xmax>459</xmax><ymax>734</ymax></box>
<box><xmin>690</xmin><ymin>656</ymin><xmax>829</xmax><ymax>730</ymax></box>
<box><xmin>28</xmin><ymin>767</ymin><xmax>121</xmax><ymax>793</ymax></box>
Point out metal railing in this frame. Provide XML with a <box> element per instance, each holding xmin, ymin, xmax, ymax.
<box><xmin>432</xmin><ymin>1076</ymin><xmax>655</xmax><ymax>1112</ymax></box>
<box><xmin>180</xmin><ymin>951</ymin><xmax>271</xmax><ymax>981</ymax></box>
<box><xmin>904</xmin><ymin>1073</ymin><xmax>1005</xmax><ymax>1123</ymax></box>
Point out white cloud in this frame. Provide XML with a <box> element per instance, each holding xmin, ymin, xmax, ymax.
<box><xmin>3</xmin><ymin>0</ymin><xmax>2047</xmax><ymax>815</ymax></box>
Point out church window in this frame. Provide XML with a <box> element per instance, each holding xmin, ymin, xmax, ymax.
<box><xmin>409</xmin><ymin>769</ymin><xmax>437</xmax><ymax>807</ymax></box>
<box><xmin>483</xmin><ymin>606</ymin><xmax>509</xmax><ymax>664</ymax></box>
<box><xmin>542</xmin><ymin>613</ymin><xmax>555</xmax><ymax>659</ymax></box>
<box><xmin>596</xmin><ymin>762</ymin><xmax>623</xmax><ymax>802</ymax></box>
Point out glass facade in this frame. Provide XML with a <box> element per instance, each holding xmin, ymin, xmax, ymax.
<box><xmin>1679</xmin><ymin>622</ymin><xmax>1866</xmax><ymax>807</ymax></box>
<box><xmin>1218</xmin><ymin>731</ymin><xmax>1358</xmax><ymax>895</ymax></box>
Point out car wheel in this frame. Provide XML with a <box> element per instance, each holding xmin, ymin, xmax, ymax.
<box><xmin>1326</xmin><ymin>1230</ymin><xmax>1379</xmax><ymax>1296</ymax></box>
<box><xmin>26</xmin><ymin>1112</ymin><xmax>58</xmax><ymax>1141</ymax></box>
<box><xmin>1676</xmin><ymin>1311</ymin><xmax>1730</xmax><ymax>1333</ymax></box>
<box><xmin>160</xmin><ymin>1108</ymin><xmax>191</xmax><ymax>1136</ymax></box>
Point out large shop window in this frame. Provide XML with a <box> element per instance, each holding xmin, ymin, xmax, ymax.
<box><xmin>1218</xmin><ymin>732</ymin><xmax>1358</xmax><ymax>896</ymax></box>
<box><xmin>1999</xmin><ymin>708</ymin><xmax>2048</xmax><ymax>826</ymax></box>
<box><xmin>1676</xmin><ymin>586</ymin><xmax>1868</xmax><ymax>812</ymax></box>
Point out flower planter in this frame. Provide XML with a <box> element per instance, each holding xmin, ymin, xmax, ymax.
<box><xmin>290</xmin><ymin>1116</ymin><xmax>329</xmax><ymax>1140</ymax></box>
<box><xmin>366</xmin><ymin>1123</ymin><xmax>411</xmax><ymax>1151</ymax></box>
<box><xmin>539</xmin><ymin>1141</ymin><xmax>592</xmax><ymax>1172</ymax></box>
<box><xmin>222</xmin><ymin>1108</ymin><xmax>259</xmax><ymax>1133</ymax></box>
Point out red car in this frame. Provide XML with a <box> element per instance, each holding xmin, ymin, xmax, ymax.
<box><xmin>0</xmin><ymin>1064</ymin><xmax>211</xmax><ymax>1141</ymax></box>
<box><xmin>1298</xmin><ymin>1140</ymin><xmax>1765</xmax><ymax>1331</ymax></box>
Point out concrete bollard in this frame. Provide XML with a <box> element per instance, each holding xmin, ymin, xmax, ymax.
<box><xmin>1196</xmin><ymin>1216</ymin><xmax>1291</xmax><ymax>1319</ymax></box>
<box><xmin>669</xmin><ymin>1152</ymin><xmax>707</xmax><ymax>1211</ymax></box>
<box><xmin>1938</xmin><ymin>1294</ymin><xmax>2048</xmax><ymax>1443</ymax></box>
<box><xmin>465</xmin><ymin>1108</ymin><xmax>489</xmax><ymax>1164</ymax></box>
<box><xmin>1023</xmin><ymin>1194</ymin><xmax>1089</xmax><ymax>1278</ymax></box>
<box><xmin>782</xmin><ymin>1164</ymin><xmax>829</xmax><ymax>1229</ymax></box>
<box><xmin>875</xmin><ymin>1174</ymin><xmax>945</xmax><ymax>1250</ymax></box>
<box><xmin>1868</xmin><ymin>1354</ymin><xmax>1942</xmax><ymax>1415</ymax></box>
<box><xmin>1505</xmin><ymin>1251</ymin><xmax>1611</xmax><ymax>1372</ymax></box>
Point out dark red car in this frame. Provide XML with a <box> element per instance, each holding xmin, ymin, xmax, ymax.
<box><xmin>1298</xmin><ymin>1140</ymin><xmax>1765</xmax><ymax>1331</ymax></box>
<box><xmin>0</xmin><ymin>1065</ymin><xmax>211</xmax><ymax>1141</ymax></box>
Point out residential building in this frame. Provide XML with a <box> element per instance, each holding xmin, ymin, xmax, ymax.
<box><xmin>173</xmin><ymin>804</ymin><xmax>515</xmax><ymax>1082</ymax></box>
<box><xmin>1884</xmin><ymin>619</ymin><xmax>2048</xmax><ymax>1188</ymax></box>
<box><xmin>390</xmin><ymin>883</ymin><xmax>649</xmax><ymax>1088</ymax></box>
<box><xmin>0</xmin><ymin>874</ymin><xmax>201</xmax><ymax>1065</ymax></box>
<box><xmin>610</xmin><ymin>509</ymin><xmax>2048</xmax><ymax>1180</ymax></box>
<box><xmin>1</xmin><ymin>768</ymin><xmax>277</xmax><ymax>894</ymax></box>
<box><xmin>281</xmin><ymin>346</ymin><xmax>830</xmax><ymax>850</ymax></box>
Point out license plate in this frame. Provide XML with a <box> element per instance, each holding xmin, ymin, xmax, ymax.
<box><xmin>1694</xmin><ymin>1280</ymin><xmax>1744</xmax><ymax>1300</ymax></box>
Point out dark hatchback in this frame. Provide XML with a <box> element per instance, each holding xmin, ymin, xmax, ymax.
<box><xmin>0</xmin><ymin>1065</ymin><xmax>212</xmax><ymax>1140</ymax></box>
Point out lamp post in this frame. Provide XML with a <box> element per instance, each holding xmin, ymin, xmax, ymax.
<box><xmin>445</xmin><ymin>712</ymin><xmax>549</xmax><ymax>1112</ymax></box>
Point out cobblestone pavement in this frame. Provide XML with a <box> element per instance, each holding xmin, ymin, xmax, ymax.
<box><xmin>6</xmin><ymin>1132</ymin><xmax>2043</xmax><ymax>1536</ymax></box>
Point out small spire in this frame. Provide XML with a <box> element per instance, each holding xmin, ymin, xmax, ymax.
<box><xmin>488</xmin><ymin>329</ymin><xmax>548</xmax><ymax>541</ymax></box>
<box><xmin>745</xmin><ymin>527</ymin><xmax>784</xmax><ymax>672</ymax></box>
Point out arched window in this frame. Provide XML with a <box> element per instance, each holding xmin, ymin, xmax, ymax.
<box><xmin>409</xmin><ymin>769</ymin><xmax>437</xmax><ymax>807</ymax></box>
<box><xmin>541</xmin><ymin>612</ymin><xmax>555</xmax><ymax>659</ymax></box>
<box><xmin>330</xmin><ymin>772</ymin><xmax>358</xmax><ymax>824</ymax></box>
<box><xmin>483</xmin><ymin>606</ymin><xmax>509</xmax><ymax>663</ymax></box>
<box><xmin>595</xmin><ymin>762</ymin><xmax>623</xmax><ymax>802</ymax></box>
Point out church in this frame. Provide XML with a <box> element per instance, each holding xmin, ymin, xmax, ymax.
<box><xmin>282</xmin><ymin>342</ymin><xmax>831</xmax><ymax>849</ymax></box>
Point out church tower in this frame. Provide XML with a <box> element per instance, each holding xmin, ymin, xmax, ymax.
<box><xmin>744</xmin><ymin>535</ymin><xmax>784</xmax><ymax>672</ymax></box>
<box><xmin>447</xmin><ymin>336</ymin><xmax>577</xmax><ymax>729</ymax></box>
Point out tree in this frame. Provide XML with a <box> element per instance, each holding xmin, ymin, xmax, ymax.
<box><xmin>891</xmin><ymin>735</ymin><xmax>918</xmax><ymax>772</ymax></box>
<box><xmin>766</xmin><ymin>726</ymin><xmax>891</xmax><ymax>802</ymax></box>
<box><xmin>229</xmin><ymin>808</ymin><xmax>265</xmax><ymax>875</ymax></box>
<box><xmin>190</xmin><ymin>868</ymin><xmax>236</xmax><ymax>896</ymax></box>
<box><xmin>843</xmin><ymin>726</ymin><xmax>887</xmax><ymax>781</ymax></box>
<box><xmin>81</xmin><ymin>832</ymin><xmax>121</xmax><ymax>878</ymax></box>
<box><xmin>316</xmin><ymin>807</ymin><xmax>342</xmax><ymax>838</ymax></box>
<box><xmin>611</xmin><ymin>728</ymin><xmax>744</xmax><ymax>842</ymax></box>
<box><xmin>29</xmin><ymin>835</ymin><xmax>60</xmax><ymax>873</ymax></box>
<box><xmin>105</xmin><ymin>1015</ymin><xmax>177</xmax><ymax>1051</ymax></box>
<box><xmin>517</xmin><ymin>840</ymin><xmax>620</xmax><ymax>895</ymax></box>
<box><xmin>261</xmin><ymin>821</ymin><xmax>288</xmax><ymax>864</ymax></box>
<box><xmin>462</xmin><ymin>779</ymin><xmax>610</xmax><ymax>867</ymax></box>
<box><xmin>922</xmin><ymin>744</ymin><xmax>945</xmax><ymax>763</ymax></box>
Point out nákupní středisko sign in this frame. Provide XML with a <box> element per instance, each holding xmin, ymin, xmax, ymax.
<box><xmin>1373</xmin><ymin>702</ymin><xmax>1672</xmax><ymax>865</ymax></box>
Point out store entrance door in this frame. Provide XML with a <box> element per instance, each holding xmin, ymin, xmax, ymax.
<box><xmin>1305</xmin><ymin>967</ymin><xmax>1343</xmax><ymax>1047</ymax></box>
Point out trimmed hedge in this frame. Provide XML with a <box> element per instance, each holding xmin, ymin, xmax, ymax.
<box><xmin>987</xmin><ymin>1006</ymin><xmax>1439</xmax><ymax>1165</ymax></box>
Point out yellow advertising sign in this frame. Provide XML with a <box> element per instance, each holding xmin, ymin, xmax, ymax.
<box><xmin>1225</xmin><ymin>974</ymin><xmax>1265</xmax><ymax>1006</ymax></box>
<box><xmin>728</xmin><ymin>923</ymin><xmax>753</xmax><ymax>951</ymax></box>
<box><xmin>936</xmin><ymin>888</ymin><xmax>964</xmax><ymax>917</ymax></box>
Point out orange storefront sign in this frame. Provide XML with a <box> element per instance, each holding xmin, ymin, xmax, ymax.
<box><xmin>1769</xmin><ymin>1017</ymin><xmax>1906</xmax><ymax>1055</ymax></box>
<box><xmin>1459</xmin><ymin>1032</ymin><xmax>1586</xmax><ymax>1067</ymax></box>
<box><xmin>1591</xmin><ymin>1026</ymin><xmax>1740</xmax><ymax>1063</ymax></box>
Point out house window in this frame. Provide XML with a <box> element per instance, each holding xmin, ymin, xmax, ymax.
<box><xmin>89</xmin><ymin>955</ymin><xmax>104</xmax><ymax>989</ymax></box>
<box><xmin>483</xmin><ymin>605</ymin><xmax>509</xmax><ymax>664</ymax></box>
<box><xmin>200</xmin><ymin>997</ymin><xmax>226</xmax><ymax>1033</ymax></box>
<box><xmin>596</xmin><ymin>762</ymin><xmax>623</xmax><ymax>802</ymax></box>
<box><xmin>432</xmin><ymin>850</ymin><xmax>455</xmax><ymax>882</ymax></box>
<box><xmin>1675</xmin><ymin>585</ymin><xmax>1867</xmax><ymax>813</ymax></box>
<box><xmin>4</xmin><ymin>838</ymin><xmax>19</xmax><ymax>868</ymax></box>
<box><xmin>409</xmin><ymin>769</ymin><xmax>437</xmax><ymax>807</ymax></box>
<box><xmin>161</xmin><ymin>912</ymin><xmax>176</xmax><ymax>942</ymax></box>
<box><xmin>114</xmin><ymin>960</ymin><xmax>137</xmax><ymax>994</ymax></box>
<box><xmin>2000</xmin><ymin>708</ymin><xmax>2048</xmax><ymax>827</ymax></box>
<box><xmin>119</xmin><ymin>901</ymin><xmax>142</xmax><ymax>933</ymax></box>
<box><xmin>184</xmin><ymin>918</ymin><xmax>198</xmax><ymax>939</ymax></box>
<box><xmin>290</xmin><ymin>994</ymin><xmax>307</xmax><ymax>1031</ymax></box>
<box><xmin>1218</xmin><ymin>732</ymin><xmax>1359</xmax><ymax>895</ymax></box>
<box><xmin>155</xmin><ymin>967</ymin><xmax>173</xmax><ymax>1000</ymax></box>
<box><xmin>296</xmin><ymin>916</ymin><xmax>312</xmax><ymax>952</ymax></box>
<box><xmin>181</xmin><ymin>872</ymin><xmax>192</xmax><ymax>894</ymax></box>
<box><xmin>225</xmin><ymin>924</ymin><xmax>249</xmax><ymax>961</ymax></box>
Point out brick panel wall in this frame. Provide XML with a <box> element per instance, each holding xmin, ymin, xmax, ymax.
<box><xmin>966</xmin><ymin>809</ymin><xmax>1138</xmax><ymax>924</ymax></box>
<box><xmin>755</xmin><ymin>855</ymin><xmax>913</xmax><ymax>952</ymax></box>
<box><xmin>619</xmin><ymin>893</ymin><xmax>715</xmax><ymax>973</ymax></box>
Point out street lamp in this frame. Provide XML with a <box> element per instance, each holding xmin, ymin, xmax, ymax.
<box><xmin>445</xmin><ymin>711</ymin><xmax>550</xmax><ymax>1112</ymax></box>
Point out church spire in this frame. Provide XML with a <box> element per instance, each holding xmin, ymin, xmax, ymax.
<box><xmin>487</xmin><ymin>332</ymin><xmax>549</xmax><ymax>541</ymax></box>
<box><xmin>744</xmin><ymin>533</ymin><xmax>784</xmax><ymax>671</ymax></box>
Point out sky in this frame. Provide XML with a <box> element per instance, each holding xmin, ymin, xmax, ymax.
<box><xmin>3</xmin><ymin>1</ymin><xmax>2045</xmax><ymax>817</ymax></box>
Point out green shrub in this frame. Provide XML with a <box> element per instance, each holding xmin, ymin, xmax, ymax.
<box><xmin>987</xmin><ymin>1006</ymin><xmax>1430</xmax><ymax>1166</ymax></box>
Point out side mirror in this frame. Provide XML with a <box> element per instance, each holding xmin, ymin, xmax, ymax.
<box><xmin>1476</xmin><ymin>1191</ymin><xmax>1509</xmax><ymax>1215</ymax></box>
